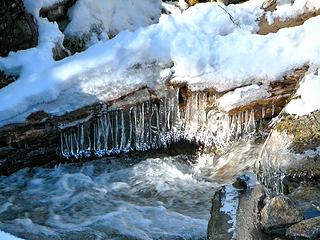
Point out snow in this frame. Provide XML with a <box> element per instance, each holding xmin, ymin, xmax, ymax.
<box><xmin>220</xmin><ymin>185</ymin><xmax>239</xmax><ymax>239</ymax></box>
<box><xmin>65</xmin><ymin>0</ymin><xmax>162</xmax><ymax>39</ymax></box>
<box><xmin>0</xmin><ymin>231</ymin><xmax>24</xmax><ymax>240</ymax></box>
<box><xmin>286</xmin><ymin>69</ymin><xmax>320</xmax><ymax>116</ymax></box>
<box><xmin>266</xmin><ymin>0</ymin><xmax>320</xmax><ymax>25</ymax></box>
<box><xmin>217</xmin><ymin>84</ymin><xmax>270</xmax><ymax>112</ymax></box>
<box><xmin>0</xmin><ymin>0</ymin><xmax>320</xmax><ymax>126</ymax></box>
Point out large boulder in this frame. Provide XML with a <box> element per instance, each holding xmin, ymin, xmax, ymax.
<box><xmin>261</xmin><ymin>196</ymin><xmax>304</xmax><ymax>235</ymax></box>
<box><xmin>0</xmin><ymin>0</ymin><xmax>38</xmax><ymax>57</ymax></box>
<box><xmin>286</xmin><ymin>216</ymin><xmax>320</xmax><ymax>240</ymax></box>
<box><xmin>236</xmin><ymin>184</ymin><xmax>268</xmax><ymax>240</ymax></box>
<box><xmin>207</xmin><ymin>187</ymin><xmax>235</xmax><ymax>240</ymax></box>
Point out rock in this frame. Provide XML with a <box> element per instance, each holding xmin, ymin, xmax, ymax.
<box><xmin>236</xmin><ymin>184</ymin><xmax>269</xmax><ymax>240</ymax></box>
<box><xmin>0</xmin><ymin>0</ymin><xmax>38</xmax><ymax>57</ymax></box>
<box><xmin>259</xmin><ymin>1</ymin><xmax>320</xmax><ymax>35</ymax></box>
<box><xmin>186</xmin><ymin>0</ymin><xmax>246</xmax><ymax>6</ymax></box>
<box><xmin>289</xmin><ymin>182</ymin><xmax>320</xmax><ymax>219</ymax></box>
<box><xmin>207</xmin><ymin>187</ymin><xmax>235</xmax><ymax>240</ymax></box>
<box><xmin>52</xmin><ymin>43</ymin><xmax>71</xmax><ymax>61</ymax></box>
<box><xmin>286</xmin><ymin>216</ymin><xmax>320</xmax><ymax>240</ymax></box>
<box><xmin>226</xmin><ymin>66</ymin><xmax>308</xmax><ymax>122</ymax></box>
<box><xmin>40</xmin><ymin>0</ymin><xmax>76</xmax><ymax>25</ymax></box>
<box><xmin>63</xmin><ymin>35</ymin><xmax>89</xmax><ymax>55</ymax></box>
<box><xmin>261</xmin><ymin>196</ymin><xmax>304</xmax><ymax>235</ymax></box>
<box><xmin>0</xmin><ymin>71</ymin><xmax>16</xmax><ymax>89</ymax></box>
<box><xmin>232</xmin><ymin>175</ymin><xmax>249</xmax><ymax>190</ymax></box>
<box><xmin>26</xmin><ymin>111</ymin><xmax>50</xmax><ymax>123</ymax></box>
<box><xmin>274</xmin><ymin>110</ymin><xmax>320</xmax><ymax>154</ymax></box>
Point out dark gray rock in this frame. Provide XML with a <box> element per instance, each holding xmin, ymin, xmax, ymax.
<box><xmin>286</xmin><ymin>216</ymin><xmax>320</xmax><ymax>240</ymax></box>
<box><xmin>289</xmin><ymin>182</ymin><xmax>320</xmax><ymax>219</ymax></box>
<box><xmin>232</xmin><ymin>175</ymin><xmax>249</xmax><ymax>191</ymax></box>
<box><xmin>40</xmin><ymin>0</ymin><xmax>76</xmax><ymax>23</ymax></box>
<box><xmin>261</xmin><ymin>196</ymin><xmax>304</xmax><ymax>235</ymax></box>
<box><xmin>236</xmin><ymin>183</ymin><xmax>270</xmax><ymax>240</ymax></box>
<box><xmin>0</xmin><ymin>71</ymin><xmax>16</xmax><ymax>89</ymax></box>
<box><xmin>0</xmin><ymin>0</ymin><xmax>38</xmax><ymax>57</ymax></box>
<box><xmin>207</xmin><ymin>188</ymin><xmax>234</xmax><ymax>240</ymax></box>
<box><xmin>52</xmin><ymin>44</ymin><xmax>71</xmax><ymax>61</ymax></box>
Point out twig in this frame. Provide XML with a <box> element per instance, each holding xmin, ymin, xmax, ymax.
<box><xmin>218</xmin><ymin>4</ymin><xmax>240</xmax><ymax>27</ymax></box>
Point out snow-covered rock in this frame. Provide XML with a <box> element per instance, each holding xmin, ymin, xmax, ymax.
<box><xmin>0</xmin><ymin>0</ymin><xmax>320</xmax><ymax>128</ymax></box>
<box><xmin>65</xmin><ymin>0</ymin><xmax>162</xmax><ymax>39</ymax></box>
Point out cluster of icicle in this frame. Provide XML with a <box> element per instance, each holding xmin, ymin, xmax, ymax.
<box><xmin>60</xmin><ymin>88</ymin><xmax>181</xmax><ymax>158</ymax></box>
<box><xmin>181</xmin><ymin>91</ymin><xmax>257</xmax><ymax>150</ymax></box>
<box><xmin>60</xmin><ymin>87</ymin><xmax>259</xmax><ymax>158</ymax></box>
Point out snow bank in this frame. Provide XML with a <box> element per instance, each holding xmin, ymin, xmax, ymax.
<box><xmin>0</xmin><ymin>0</ymin><xmax>320</xmax><ymax>126</ymax></box>
<box><xmin>65</xmin><ymin>0</ymin><xmax>162</xmax><ymax>38</ymax></box>
<box><xmin>266</xmin><ymin>0</ymin><xmax>320</xmax><ymax>25</ymax></box>
<box><xmin>286</xmin><ymin>70</ymin><xmax>320</xmax><ymax>116</ymax></box>
<box><xmin>0</xmin><ymin>231</ymin><xmax>24</xmax><ymax>240</ymax></box>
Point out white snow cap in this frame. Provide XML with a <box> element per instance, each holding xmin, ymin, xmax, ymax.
<box><xmin>0</xmin><ymin>0</ymin><xmax>320</xmax><ymax>126</ymax></box>
<box><xmin>65</xmin><ymin>0</ymin><xmax>162</xmax><ymax>38</ymax></box>
<box><xmin>286</xmin><ymin>70</ymin><xmax>320</xmax><ymax>116</ymax></box>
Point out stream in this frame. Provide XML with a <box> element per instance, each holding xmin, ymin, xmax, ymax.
<box><xmin>0</xmin><ymin>138</ymin><xmax>262</xmax><ymax>240</ymax></box>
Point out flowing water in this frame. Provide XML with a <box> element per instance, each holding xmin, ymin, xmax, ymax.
<box><xmin>0</xmin><ymin>138</ymin><xmax>262</xmax><ymax>240</ymax></box>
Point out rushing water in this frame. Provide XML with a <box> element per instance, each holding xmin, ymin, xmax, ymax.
<box><xmin>0</xmin><ymin>138</ymin><xmax>262</xmax><ymax>240</ymax></box>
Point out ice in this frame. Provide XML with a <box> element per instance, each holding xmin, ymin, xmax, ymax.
<box><xmin>61</xmin><ymin>88</ymin><xmax>181</xmax><ymax>158</ymax></box>
<box><xmin>61</xmin><ymin>88</ymin><xmax>259</xmax><ymax>158</ymax></box>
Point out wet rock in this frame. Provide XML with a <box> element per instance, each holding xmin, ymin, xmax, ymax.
<box><xmin>289</xmin><ymin>182</ymin><xmax>320</xmax><ymax>219</ymax></box>
<box><xmin>40</xmin><ymin>0</ymin><xmax>76</xmax><ymax>31</ymax></box>
<box><xmin>26</xmin><ymin>111</ymin><xmax>50</xmax><ymax>123</ymax></box>
<box><xmin>261</xmin><ymin>196</ymin><xmax>304</xmax><ymax>235</ymax></box>
<box><xmin>186</xmin><ymin>0</ymin><xmax>246</xmax><ymax>6</ymax></box>
<box><xmin>52</xmin><ymin>43</ymin><xmax>71</xmax><ymax>61</ymax></box>
<box><xmin>0</xmin><ymin>71</ymin><xmax>17</xmax><ymax>89</ymax></box>
<box><xmin>0</xmin><ymin>0</ymin><xmax>38</xmax><ymax>57</ymax></box>
<box><xmin>63</xmin><ymin>35</ymin><xmax>89</xmax><ymax>55</ymax></box>
<box><xmin>207</xmin><ymin>187</ymin><xmax>234</xmax><ymax>240</ymax></box>
<box><xmin>236</xmin><ymin>183</ymin><xmax>269</xmax><ymax>240</ymax></box>
<box><xmin>232</xmin><ymin>175</ymin><xmax>249</xmax><ymax>190</ymax></box>
<box><xmin>286</xmin><ymin>216</ymin><xmax>320</xmax><ymax>240</ymax></box>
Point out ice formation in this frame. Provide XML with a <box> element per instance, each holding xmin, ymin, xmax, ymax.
<box><xmin>60</xmin><ymin>87</ymin><xmax>263</xmax><ymax>158</ymax></box>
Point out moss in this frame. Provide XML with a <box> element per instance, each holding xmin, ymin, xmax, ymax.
<box><xmin>275</xmin><ymin>111</ymin><xmax>320</xmax><ymax>152</ymax></box>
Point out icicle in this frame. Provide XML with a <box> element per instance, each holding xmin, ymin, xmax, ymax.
<box><xmin>60</xmin><ymin>87</ymin><xmax>260</xmax><ymax>158</ymax></box>
<box><xmin>272</xmin><ymin>104</ymin><xmax>275</xmax><ymax>116</ymax></box>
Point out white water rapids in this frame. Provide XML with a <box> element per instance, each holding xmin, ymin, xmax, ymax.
<box><xmin>0</xmin><ymin>139</ymin><xmax>262</xmax><ymax>240</ymax></box>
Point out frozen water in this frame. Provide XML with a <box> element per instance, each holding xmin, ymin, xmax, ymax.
<box><xmin>61</xmin><ymin>88</ymin><xmax>259</xmax><ymax>159</ymax></box>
